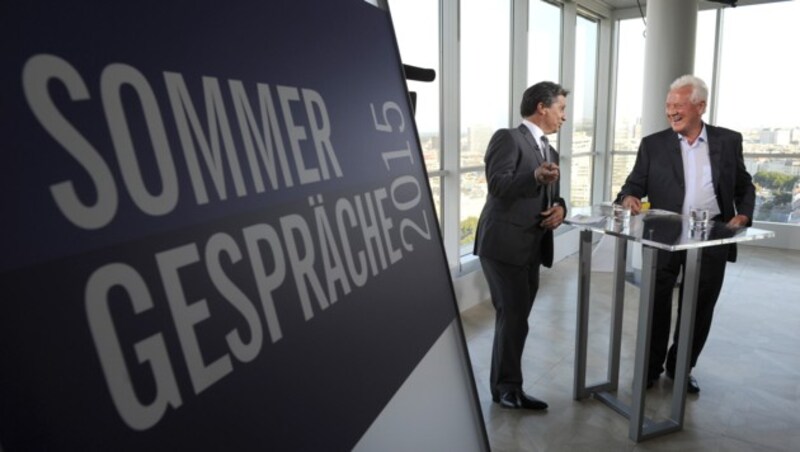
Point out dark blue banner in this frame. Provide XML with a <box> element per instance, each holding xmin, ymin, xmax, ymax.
<box><xmin>1</xmin><ymin>1</ymin><xmax>460</xmax><ymax>450</ymax></box>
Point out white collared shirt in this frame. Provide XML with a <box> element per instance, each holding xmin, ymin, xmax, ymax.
<box><xmin>522</xmin><ymin>119</ymin><xmax>548</xmax><ymax>158</ymax></box>
<box><xmin>679</xmin><ymin>125</ymin><xmax>720</xmax><ymax>218</ymax></box>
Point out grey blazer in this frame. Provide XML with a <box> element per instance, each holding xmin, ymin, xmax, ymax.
<box><xmin>473</xmin><ymin>124</ymin><xmax>566</xmax><ymax>267</ymax></box>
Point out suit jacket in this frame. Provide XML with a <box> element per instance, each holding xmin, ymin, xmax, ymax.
<box><xmin>473</xmin><ymin>124</ymin><xmax>566</xmax><ymax>267</ymax></box>
<box><xmin>616</xmin><ymin>124</ymin><xmax>756</xmax><ymax>262</ymax></box>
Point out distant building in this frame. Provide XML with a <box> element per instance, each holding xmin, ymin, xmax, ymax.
<box><xmin>463</xmin><ymin>124</ymin><xmax>493</xmax><ymax>167</ymax></box>
<box><xmin>759</xmin><ymin>128</ymin><xmax>791</xmax><ymax>146</ymax></box>
<box><xmin>570</xmin><ymin>156</ymin><xmax>592</xmax><ymax>207</ymax></box>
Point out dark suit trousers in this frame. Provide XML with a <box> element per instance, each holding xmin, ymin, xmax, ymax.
<box><xmin>649</xmin><ymin>244</ymin><xmax>729</xmax><ymax>378</ymax></box>
<box><xmin>480</xmin><ymin>252</ymin><xmax>543</xmax><ymax>398</ymax></box>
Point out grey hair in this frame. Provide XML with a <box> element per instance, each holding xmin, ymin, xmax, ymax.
<box><xmin>670</xmin><ymin>74</ymin><xmax>708</xmax><ymax>104</ymax></box>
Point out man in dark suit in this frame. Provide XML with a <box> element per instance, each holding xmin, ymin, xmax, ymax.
<box><xmin>473</xmin><ymin>81</ymin><xmax>568</xmax><ymax>410</ymax></box>
<box><xmin>617</xmin><ymin>75</ymin><xmax>755</xmax><ymax>393</ymax></box>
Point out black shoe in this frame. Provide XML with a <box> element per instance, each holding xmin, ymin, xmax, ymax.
<box><xmin>666</xmin><ymin>370</ymin><xmax>700</xmax><ymax>394</ymax></box>
<box><xmin>498</xmin><ymin>390</ymin><xmax>548</xmax><ymax>410</ymax></box>
<box><xmin>686</xmin><ymin>375</ymin><xmax>700</xmax><ymax>393</ymax></box>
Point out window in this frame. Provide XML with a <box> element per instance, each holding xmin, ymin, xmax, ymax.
<box><xmin>528</xmin><ymin>0</ymin><xmax>563</xmax><ymax>148</ymax></box>
<box><xmin>460</xmin><ymin>0</ymin><xmax>511</xmax><ymax>251</ymax></box>
<box><xmin>460</xmin><ymin>171</ymin><xmax>486</xmax><ymax>254</ymax></box>
<box><xmin>717</xmin><ymin>1</ymin><xmax>800</xmax><ymax>224</ymax></box>
<box><xmin>528</xmin><ymin>1</ymin><xmax>562</xmax><ymax>86</ymax></box>
<box><xmin>694</xmin><ymin>9</ymin><xmax>716</xmax><ymax>110</ymax></box>
<box><xmin>610</xmin><ymin>17</ymin><xmax>645</xmax><ymax>199</ymax></box>
<box><xmin>570</xmin><ymin>13</ymin><xmax>598</xmax><ymax>208</ymax></box>
<box><xmin>389</xmin><ymin>0</ymin><xmax>442</xmax><ymax>219</ymax></box>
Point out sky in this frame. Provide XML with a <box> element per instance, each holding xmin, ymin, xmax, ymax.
<box><xmin>715</xmin><ymin>1</ymin><xmax>800</xmax><ymax>130</ymax></box>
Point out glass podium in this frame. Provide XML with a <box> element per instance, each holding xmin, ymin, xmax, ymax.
<box><xmin>565</xmin><ymin>206</ymin><xmax>775</xmax><ymax>442</ymax></box>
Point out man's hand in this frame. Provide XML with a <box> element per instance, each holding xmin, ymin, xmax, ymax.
<box><xmin>621</xmin><ymin>195</ymin><xmax>642</xmax><ymax>215</ymax></box>
<box><xmin>540</xmin><ymin>204</ymin><xmax>564</xmax><ymax>230</ymax></box>
<box><xmin>727</xmin><ymin>214</ymin><xmax>749</xmax><ymax>229</ymax></box>
<box><xmin>534</xmin><ymin>162</ymin><xmax>560</xmax><ymax>185</ymax></box>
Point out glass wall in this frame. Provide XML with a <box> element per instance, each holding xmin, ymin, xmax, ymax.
<box><xmin>528</xmin><ymin>0</ymin><xmax>562</xmax><ymax>84</ymax></box>
<box><xmin>716</xmin><ymin>1</ymin><xmax>800</xmax><ymax>224</ymax></box>
<box><xmin>391</xmin><ymin>0</ymin><xmax>800</xmax><ymax>275</ymax></box>
<box><xmin>610</xmin><ymin>17</ymin><xmax>645</xmax><ymax>200</ymax></box>
<box><xmin>459</xmin><ymin>0</ymin><xmax>511</xmax><ymax>251</ymax></box>
<box><xmin>694</xmin><ymin>9</ymin><xmax>716</xmax><ymax>110</ymax></box>
<box><xmin>570</xmin><ymin>13</ymin><xmax>598</xmax><ymax>208</ymax></box>
<box><xmin>390</xmin><ymin>0</ymin><xmax>442</xmax><ymax>219</ymax></box>
<box><xmin>528</xmin><ymin>0</ymin><xmax>563</xmax><ymax>148</ymax></box>
<box><xmin>611</xmin><ymin>11</ymin><xmax>715</xmax><ymax>203</ymax></box>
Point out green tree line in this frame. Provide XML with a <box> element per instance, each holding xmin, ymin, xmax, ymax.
<box><xmin>460</xmin><ymin>216</ymin><xmax>478</xmax><ymax>245</ymax></box>
<box><xmin>753</xmin><ymin>171</ymin><xmax>799</xmax><ymax>192</ymax></box>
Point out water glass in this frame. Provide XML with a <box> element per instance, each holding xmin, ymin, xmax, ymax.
<box><xmin>612</xmin><ymin>203</ymin><xmax>631</xmax><ymax>224</ymax></box>
<box><xmin>689</xmin><ymin>207</ymin><xmax>711</xmax><ymax>230</ymax></box>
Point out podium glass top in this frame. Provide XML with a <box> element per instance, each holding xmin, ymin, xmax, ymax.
<box><xmin>564</xmin><ymin>205</ymin><xmax>775</xmax><ymax>251</ymax></box>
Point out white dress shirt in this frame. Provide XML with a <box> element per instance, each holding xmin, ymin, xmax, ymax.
<box><xmin>679</xmin><ymin>124</ymin><xmax>720</xmax><ymax>218</ymax></box>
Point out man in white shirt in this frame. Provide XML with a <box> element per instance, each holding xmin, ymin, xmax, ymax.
<box><xmin>617</xmin><ymin>75</ymin><xmax>755</xmax><ymax>393</ymax></box>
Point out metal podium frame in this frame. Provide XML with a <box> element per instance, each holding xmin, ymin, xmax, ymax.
<box><xmin>567</xmin><ymin>207</ymin><xmax>774</xmax><ymax>442</ymax></box>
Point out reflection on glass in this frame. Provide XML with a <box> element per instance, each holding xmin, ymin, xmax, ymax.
<box><xmin>390</xmin><ymin>0</ymin><xmax>441</xmax><ymax>171</ymax></box>
<box><xmin>460</xmin><ymin>171</ymin><xmax>487</xmax><ymax>255</ymax></box>
<box><xmin>461</xmin><ymin>0</ymin><xmax>510</xmax><ymax>168</ymax></box>
<box><xmin>566</xmin><ymin>207</ymin><xmax>766</xmax><ymax>249</ymax></box>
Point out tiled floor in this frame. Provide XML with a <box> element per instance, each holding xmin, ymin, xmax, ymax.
<box><xmin>460</xmin><ymin>244</ymin><xmax>800</xmax><ymax>452</ymax></box>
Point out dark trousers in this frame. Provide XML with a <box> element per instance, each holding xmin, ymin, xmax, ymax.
<box><xmin>649</xmin><ymin>244</ymin><xmax>729</xmax><ymax>378</ymax></box>
<box><xmin>480</xmin><ymin>253</ymin><xmax>542</xmax><ymax>398</ymax></box>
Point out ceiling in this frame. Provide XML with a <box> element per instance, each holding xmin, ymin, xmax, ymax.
<box><xmin>598</xmin><ymin>0</ymin><xmax>777</xmax><ymax>11</ymax></box>
<box><xmin>601</xmin><ymin>0</ymin><xmax>643</xmax><ymax>8</ymax></box>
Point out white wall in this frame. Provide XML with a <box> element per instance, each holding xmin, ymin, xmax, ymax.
<box><xmin>741</xmin><ymin>221</ymin><xmax>800</xmax><ymax>250</ymax></box>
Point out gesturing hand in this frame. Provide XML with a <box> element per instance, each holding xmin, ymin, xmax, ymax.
<box><xmin>535</xmin><ymin>162</ymin><xmax>560</xmax><ymax>185</ymax></box>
